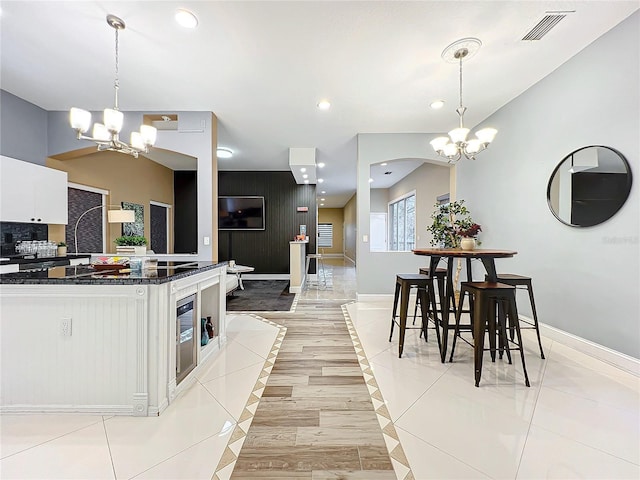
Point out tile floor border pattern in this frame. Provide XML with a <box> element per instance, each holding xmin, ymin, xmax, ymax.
<box><xmin>341</xmin><ymin>302</ymin><xmax>415</xmax><ymax>480</ymax></box>
<box><xmin>212</xmin><ymin>314</ymin><xmax>288</xmax><ymax>480</ymax></box>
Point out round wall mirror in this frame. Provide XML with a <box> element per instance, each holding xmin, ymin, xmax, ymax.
<box><xmin>547</xmin><ymin>145</ymin><xmax>632</xmax><ymax>227</ymax></box>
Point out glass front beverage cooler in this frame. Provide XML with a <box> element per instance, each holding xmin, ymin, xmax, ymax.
<box><xmin>176</xmin><ymin>294</ymin><xmax>197</xmax><ymax>384</ymax></box>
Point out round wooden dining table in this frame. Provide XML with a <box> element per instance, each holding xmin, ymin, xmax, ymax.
<box><xmin>412</xmin><ymin>248</ymin><xmax>517</xmax><ymax>363</ymax></box>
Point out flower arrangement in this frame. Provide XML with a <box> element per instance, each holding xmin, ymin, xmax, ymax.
<box><xmin>457</xmin><ymin>223</ymin><xmax>482</xmax><ymax>238</ymax></box>
<box><xmin>427</xmin><ymin>200</ymin><xmax>478</xmax><ymax>248</ymax></box>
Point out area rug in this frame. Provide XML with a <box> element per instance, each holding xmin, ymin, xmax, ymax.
<box><xmin>226</xmin><ymin>280</ymin><xmax>296</xmax><ymax>311</ymax></box>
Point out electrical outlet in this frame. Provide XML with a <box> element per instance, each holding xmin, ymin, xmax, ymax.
<box><xmin>61</xmin><ymin>317</ymin><xmax>72</xmax><ymax>337</ymax></box>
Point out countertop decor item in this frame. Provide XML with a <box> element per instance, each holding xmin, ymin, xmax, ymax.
<box><xmin>68</xmin><ymin>14</ymin><xmax>157</xmax><ymax>157</ymax></box>
<box><xmin>429</xmin><ymin>38</ymin><xmax>497</xmax><ymax>163</ymax></box>
<box><xmin>114</xmin><ymin>235</ymin><xmax>148</xmax><ymax>256</ymax></box>
<box><xmin>57</xmin><ymin>242</ymin><xmax>67</xmax><ymax>257</ymax></box>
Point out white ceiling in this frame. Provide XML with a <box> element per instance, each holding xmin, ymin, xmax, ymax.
<box><xmin>1</xmin><ymin>1</ymin><xmax>637</xmax><ymax>208</ymax></box>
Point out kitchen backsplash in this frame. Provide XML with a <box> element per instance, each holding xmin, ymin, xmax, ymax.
<box><xmin>1</xmin><ymin>222</ymin><xmax>48</xmax><ymax>256</ymax></box>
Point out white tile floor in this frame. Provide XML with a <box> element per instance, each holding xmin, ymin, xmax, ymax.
<box><xmin>1</xmin><ymin>259</ymin><xmax>638</xmax><ymax>479</ymax></box>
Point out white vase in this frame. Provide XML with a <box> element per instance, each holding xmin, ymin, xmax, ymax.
<box><xmin>460</xmin><ymin>237</ymin><xmax>476</xmax><ymax>251</ymax></box>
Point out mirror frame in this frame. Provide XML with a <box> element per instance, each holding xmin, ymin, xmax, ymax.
<box><xmin>546</xmin><ymin>145</ymin><xmax>632</xmax><ymax>227</ymax></box>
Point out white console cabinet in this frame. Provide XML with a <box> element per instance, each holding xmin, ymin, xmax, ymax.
<box><xmin>0</xmin><ymin>155</ymin><xmax>68</xmax><ymax>224</ymax></box>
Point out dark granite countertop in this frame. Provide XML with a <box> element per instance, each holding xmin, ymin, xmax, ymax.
<box><xmin>0</xmin><ymin>261</ymin><xmax>226</xmax><ymax>285</ymax></box>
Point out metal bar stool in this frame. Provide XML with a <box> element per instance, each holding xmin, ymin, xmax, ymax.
<box><xmin>389</xmin><ymin>273</ymin><xmax>441</xmax><ymax>358</ymax></box>
<box><xmin>305</xmin><ymin>251</ymin><xmax>326</xmax><ymax>289</ymax></box>
<box><xmin>487</xmin><ymin>273</ymin><xmax>545</xmax><ymax>359</ymax></box>
<box><xmin>449</xmin><ymin>281</ymin><xmax>530</xmax><ymax>388</ymax></box>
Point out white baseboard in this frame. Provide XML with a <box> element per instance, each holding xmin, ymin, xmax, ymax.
<box><xmin>0</xmin><ymin>404</ymin><xmax>134</xmax><ymax>415</ymax></box>
<box><xmin>344</xmin><ymin>255</ymin><xmax>356</xmax><ymax>265</ymax></box>
<box><xmin>529</xmin><ymin>317</ymin><xmax>640</xmax><ymax>377</ymax></box>
<box><xmin>290</xmin><ymin>286</ymin><xmax>302</xmax><ymax>293</ymax></box>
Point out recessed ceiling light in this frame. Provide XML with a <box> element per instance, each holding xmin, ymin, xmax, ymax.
<box><xmin>304</xmin><ymin>180</ymin><xmax>309</xmax><ymax>184</ymax></box>
<box><xmin>368</xmin><ymin>178</ymin><xmax>374</xmax><ymax>183</ymax></box>
<box><xmin>321</xmin><ymin>198</ymin><xmax>325</xmax><ymax>201</ymax></box>
<box><xmin>175</xmin><ymin>9</ymin><xmax>198</xmax><ymax>28</ymax></box>
<box><xmin>320</xmin><ymin>203</ymin><xmax>325</xmax><ymax>206</ymax></box>
<box><xmin>300</xmin><ymin>167</ymin><xmax>306</xmax><ymax>172</ymax></box>
<box><xmin>321</xmin><ymin>191</ymin><xmax>326</xmax><ymax>194</ymax></box>
<box><xmin>303</xmin><ymin>174</ymin><xmax>308</xmax><ymax>179</ymax></box>
<box><xmin>217</xmin><ymin>148</ymin><xmax>233</xmax><ymax>159</ymax></box>
<box><xmin>430</xmin><ymin>100</ymin><xmax>445</xmax><ymax>109</ymax></box>
<box><xmin>317</xmin><ymin>162</ymin><xmax>325</xmax><ymax>168</ymax></box>
<box><xmin>317</xmin><ymin>178</ymin><xmax>324</xmax><ymax>183</ymax></box>
<box><xmin>317</xmin><ymin>100</ymin><xmax>331</xmax><ymax>110</ymax></box>
<box><xmin>381</xmin><ymin>162</ymin><xmax>388</xmax><ymax>166</ymax></box>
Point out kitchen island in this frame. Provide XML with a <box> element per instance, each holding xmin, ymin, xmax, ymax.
<box><xmin>0</xmin><ymin>261</ymin><xmax>228</xmax><ymax>416</ymax></box>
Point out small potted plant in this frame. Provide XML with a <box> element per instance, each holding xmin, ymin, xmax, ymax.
<box><xmin>114</xmin><ymin>235</ymin><xmax>148</xmax><ymax>255</ymax></box>
<box><xmin>457</xmin><ymin>223</ymin><xmax>482</xmax><ymax>251</ymax></box>
<box><xmin>57</xmin><ymin>241</ymin><xmax>67</xmax><ymax>257</ymax></box>
<box><xmin>427</xmin><ymin>200</ymin><xmax>476</xmax><ymax>248</ymax></box>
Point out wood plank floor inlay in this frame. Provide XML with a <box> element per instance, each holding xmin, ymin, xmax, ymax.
<box><xmin>212</xmin><ymin>299</ymin><xmax>413</xmax><ymax>480</ymax></box>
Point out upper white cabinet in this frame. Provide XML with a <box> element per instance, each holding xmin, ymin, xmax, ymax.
<box><xmin>0</xmin><ymin>156</ymin><xmax>68</xmax><ymax>224</ymax></box>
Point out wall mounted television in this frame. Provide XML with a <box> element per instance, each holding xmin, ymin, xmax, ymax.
<box><xmin>218</xmin><ymin>196</ymin><xmax>265</xmax><ymax>230</ymax></box>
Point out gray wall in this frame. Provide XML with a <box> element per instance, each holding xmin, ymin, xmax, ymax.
<box><xmin>456</xmin><ymin>12</ymin><xmax>639</xmax><ymax>358</ymax></box>
<box><xmin>0</xmin><ymin>90</ymin><xmax>48</xmax><ymax>164</ymax></box>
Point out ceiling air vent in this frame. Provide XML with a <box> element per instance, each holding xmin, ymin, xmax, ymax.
<box><xmin>522</xmin><ymin>11</ymin><xmax>573</xmax><ymax>41</ymax></box>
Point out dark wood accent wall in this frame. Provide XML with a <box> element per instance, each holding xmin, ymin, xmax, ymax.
<box><xmin>218</xmin><ymin>171</ymin><xmax>317</xmax><ymax>274</ymax></box>
<box><xmin>174</xmin><ymin>171</ymin><xmax>198</xmax><ymax>254</ymax></box>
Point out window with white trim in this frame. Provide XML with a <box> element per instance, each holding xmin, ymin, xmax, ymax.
<box><xmin>389</xmin><ymin>192</ymin><xmax>415</xmax><ymax>251</ymax></box>
<box><xmin>318</xmin><ymin>223</ymin><xmax>333</xmax><ymax>248</ymax></box>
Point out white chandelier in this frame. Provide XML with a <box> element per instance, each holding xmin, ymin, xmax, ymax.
<box><xmin>430</xmin><ymin>38</ymin><xmax>497</xmax><ymax>163</ymax></box>
<box><xmin>69</xmin><ymin>15</ymin><xmax>157</xmax><ymax>158</ymax></box>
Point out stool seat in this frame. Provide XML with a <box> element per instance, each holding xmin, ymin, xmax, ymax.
<box><xmin>396</xmin><ymin>273</ymin><xmax>431</xmax><ymax>283</ymax></box>
<box><xmin>495</xmin><ymin>273</ymin><xmax>530</xmax><ymax>281</ymax></box>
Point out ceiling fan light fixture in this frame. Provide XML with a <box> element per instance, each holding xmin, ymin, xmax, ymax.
<box><xmin>175</xmin><ymin>9</ymin><xmax>198</xmax><ymax>29</ymax></box>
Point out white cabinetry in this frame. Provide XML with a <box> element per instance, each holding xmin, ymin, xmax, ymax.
<box><xmin>0</xmin><ymin>155</ymin><xmax>68</xmax><ymax>224</ymax></box>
